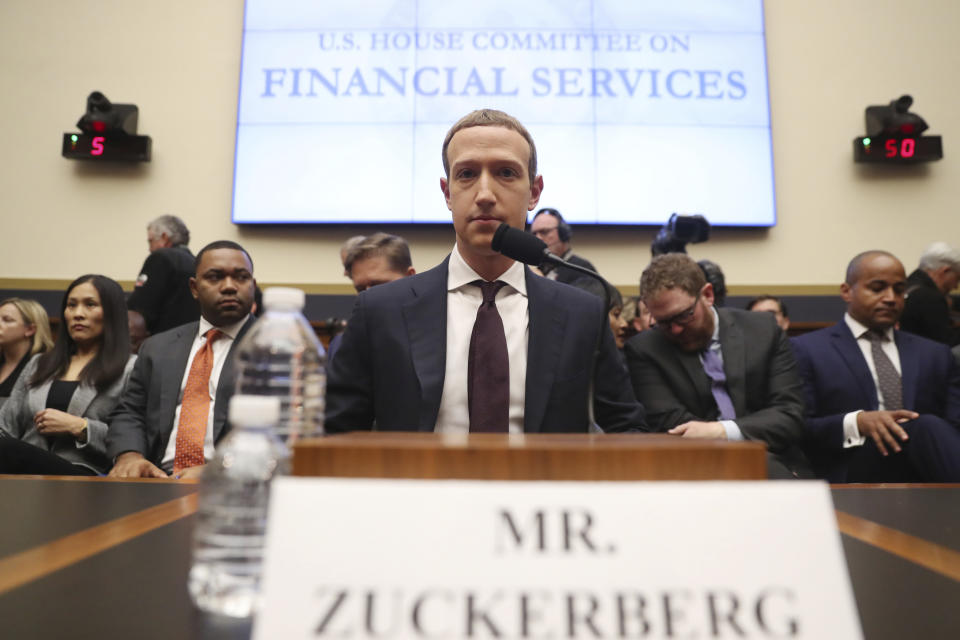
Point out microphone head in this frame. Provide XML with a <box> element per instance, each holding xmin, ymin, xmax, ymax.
<box><xmin>492</xmin><ymin>223</ymin><xmax>549</xmax><ymax>266</ymax></box>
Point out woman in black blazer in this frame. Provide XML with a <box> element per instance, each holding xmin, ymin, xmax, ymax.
<box><xmin>0</xmin><ymin>275</ymin><xmax>135</xmax><ymax>475</ymax></box>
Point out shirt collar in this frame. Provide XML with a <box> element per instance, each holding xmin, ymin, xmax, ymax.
<box><xmin>448</xmin><ymin>244</ymin><xmax>527</xmax><ymax>297</ymax></box>
<box><xmin>844</xmin><ymin>312</ymin><xmax>894</xmax><ymax>342</ymax></box>
<box><xmin>198</xmin><ymin>314</ymin><xmax>250</xmax><ymax>341</ymax></box>
<box><xmin>708</xmin><ymin>306</ymin><xmax>721</xmax><ymax>350</ymax></box>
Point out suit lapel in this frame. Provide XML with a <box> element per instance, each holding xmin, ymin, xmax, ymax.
<box><xmin>523</xmin><ymin>269</ymin><xmax>566</xmax><ymax>433</ymax></box>
<box><xmin>894</xmin><ymin>330</ymin><xmax>918</xmax><ymax>409</ymax></box>
<box><xmin>66</xmin><ymin>382</ymin><xmax>98</xmax><ymax>418</ymax></box>
<box><xmin>402</xmin><ymin>260</ymin><xmax>449</xmax><ymax>431</ymax></box>
<box><xmin>160</xmin><ymin>323</ymin><xmax>197</xmax><ymax>435</ymax></box>
<box><xmin>675</xmin><ymin>348</ymin><xmax>714</xmax><ymax>417</ymax></box>
<box><xmin>28</xmin><ymin>378</ymin><xmax>53</xmax><ymax>416</ymax></box>
<box><xmin>213</xmin><ymin>315</ymin><xmax>256</xmax><ymax>440</ymax></box>
<box><xmin>717</xmin><ymin>309</ymin><xmax>747</xmax><ymax>416</ymax></box>
<box><xmin>830</xmin><ymin>322</ymin><xmax>878</xmax><ymax>409</ymax></box>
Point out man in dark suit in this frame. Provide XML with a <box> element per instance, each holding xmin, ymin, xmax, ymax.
<box><xmin>528</xmin><ymin>208</ymin><xmax>597</xmax><ymax>286</ymax></box>
<box><xmin>107</xmin><ymin>241</ymin><xmax>257</xmax><ymax>479</ymax></box>
<box><xmin>127</xmin><ymin>215</ymin><xmax>200</xmax><ymax>336</ymax></box>
<box><xmin>791</xmin><ymin>250</ymin><xmax>960</xmax><ymax>482</ymax></box>
<box><xmin>625</xmin><ymin>254</ymin><xmax>810</xmax><ymax>478</ymax></box>
<box><xmin>326</xmin><ymin>109</ymin><xmax>645</xmax><ymax>434</ymax></box>
<box><xmin>899</xmin><ymin>242</ymin><xmax>960</xmax><ymax>346</ymax></box>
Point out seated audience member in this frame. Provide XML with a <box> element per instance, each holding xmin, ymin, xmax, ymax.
<box><xmin>625</xmin><ymin>254</ymin><xmax>811</xmax><ymax>478</ymax></box>
<box><xmin>344</xmin><ymin>233</ymin><xmax>416</xmax><ymax>293</ymax></box>
<box><xmin>0</xmin><ymin>276</ymin><xmax>135</xmax><ymax>475</ymax></box>
<box><xmin>622</xmin><ymin>296</ymin><xmax>654</xmax><ymax>340</ymax></box>
<box><xmin>0</xmin><ymin>298</ymin><xmax>54</xmax><ymax>409</ymax></box>
<box><xmin>528</xmin><ymin>208</ymin><xmax>597</xmax><ymax>285</ymax></box>
<box><xmin>899</xmin><ymin>242</ymin><xmax>960</xmax><ymax>346</ymax></box>
<box><xmin>607</xmin><ymin>286</ymin><xmax>629</xmax><ymax>351</ymax></box>
<box><xmin>107</xmin><ymin>241</ymin><xmax>257</xmax><ymax>480</ymax></box>
<box><xmin>128</xmin><ymin>307</ymin><xmax>148</xmax><ymax>354</ymax></box>
<box><xmin>698</xmin><ymin>259</ymin><xmax>727</xmax><ymax>306</ymax></box>
<box><xmin>339</xmin><ymin>235</ymin><xmax>366</xmax><ymax>276</ymax></box>
<box><xmin>326</xmin><ymin>109</ymin><xmax>646</xmax><ymax>434</ymax></box>
<box><xmin>791</xmin><ymin>250</ymin><xmax>960</xmax><ymax>482</ymax></box>
<box><xmin>329</xmin><ymin>233</ymin><xmax>417</xmax><ymax>363</ymax></box>
<box><xmin>747</xmin><ymin>295</ymin><xmax>790</xmax><ymax>332</ymax></box>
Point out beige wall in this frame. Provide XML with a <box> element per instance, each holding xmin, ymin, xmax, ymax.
<box><xmin>1</xmin><ymin>1</ymin><xmax>957</xmax><ymax>294</ymax></box>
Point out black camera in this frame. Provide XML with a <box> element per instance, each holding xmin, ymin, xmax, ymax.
<box><xmin>651</xmin><ymin>214</ymin><xmax>710</xmax><ymax>256</ymax></box>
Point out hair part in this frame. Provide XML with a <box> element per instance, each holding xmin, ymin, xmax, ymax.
<box><xmin>147</xmin><ymin>215</ymin><xmax>190</xmax><ymax>246</ymax></box>
<box><xmin>918</xmin><ymin>242</ymin><xmax>960</xmax><ymax>273</ymax></box>
<box><xmin>746</xmin><ymin>294</ymin><xmax>788</xmax><ymax>318</ymax></box>
<box><xmin>0</xmin><ymin>297</ymin><xmax>54</xmax><ymax>356</ymax></box>
<box><xmin>442</xmin><ymin>109</ymin><xmax>538</xmax><ymax>185</ymax></box>
<box><xmin>640</xmin><ymin>253</ymin><xmax>707</xmax><ymax>301</ymax></box>
<box><xmin>845</xmin><ymin>250</ymin><xmax>900</xmax><ymax>285</ymax></box>
<box><xmin>194</xmin><ymin>240</ymin><xmax>254</xmax><ymax>274</ymax></box>
<box><xmin>344</xmin><ymin>233</ymin><xmax>413</xmax><ymax>277</ymax></box>
<box><xmin>31</xmin><ymin>275</ymin><xmax>130</xmax><ymax>392</ymax></box>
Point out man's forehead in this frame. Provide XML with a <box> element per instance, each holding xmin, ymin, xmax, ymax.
<box><xmin>198</xmin><ymin>249</ymin><xmax>252</xmax><ymax>272</ymax></box>
<box><xmin>448</xmin><ymin>126</ymin><xmax>529</xmax><ymax>161</ymax></box>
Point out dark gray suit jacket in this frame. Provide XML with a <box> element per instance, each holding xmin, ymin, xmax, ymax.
<box><xmin>0</xmin><ymin>354</ymin><xmax>136</xmax><ymax>474</ymax></box>
<box><xmin>326</xmin><ymin>258</ymin><xmax>646</xmax><ymax>433</ymax></box>
<box><xmin>625</xmin><ymin>307</ymin><xmax>809</xmax><ymax>473</ymax></box>
<box><xmin>107</xmin><ymin>317</ymin><xmax>254</xmax><ymax>466</ymax></box>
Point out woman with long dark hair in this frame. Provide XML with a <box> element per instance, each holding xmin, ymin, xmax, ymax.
<box><xmin>0</xmin><ymin>275</ymin><xmax>135</xmax><ymax>475</ymax></box>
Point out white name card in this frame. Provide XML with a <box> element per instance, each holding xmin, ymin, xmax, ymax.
<box><xmin>254</xmin><ymin>479</ymin><xmax>861</xmax><ymax>639</ymax></box>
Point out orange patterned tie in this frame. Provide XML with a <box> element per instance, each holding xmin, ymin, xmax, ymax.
<box><xmin>173</xmin><ymin>329</ymin><xmax>223</xmax><ymax>474</ymax></box>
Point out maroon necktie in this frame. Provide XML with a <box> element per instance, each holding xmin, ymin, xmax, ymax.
<box><xmin>468</xmin><ymin>280</ymin><xmax>509</xmax><ymax>432</ymax></box>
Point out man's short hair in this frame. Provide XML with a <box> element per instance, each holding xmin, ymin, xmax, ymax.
<box><xmin>640</xmin><ymin>253</ymin><xmax>706</xmax><ymax>301</ymax></box>
<box><xmin>442</xmin><ymin>109</ymin><xmax>537</xmax><ymax>185</ymax></box>
<box><xmin>194</xmin><ymin>240</ymin><xmax>253</xmax><ymax>274</ymax></box>
<box><xmin>918</xmin><ymin>242</ymin><xmax>960</xmax><ymax>273</ymax></box>
<box><xmin>147</xmin><ymin>215</ymin><xmax>190</xmax><ymax>246</ymax></box>
<box><xmin>845</xmin><ymin>250</ymin><xmax>899</xmax><ymax>284</ymax></box>
<box><xmin>747</xmin><ymin>295</ymin><xmax>789</xmax><ymax>318</ymax></box>
<box><xmin>344</xmin><ymin>233</ymin><xmax>412</xmax><ymax>277</ymax></box>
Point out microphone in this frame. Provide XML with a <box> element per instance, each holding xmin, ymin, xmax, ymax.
<box><xmin>491</xmin><ymin>223</ymin><xmax>601</xmax><ymax>283</ymax></box>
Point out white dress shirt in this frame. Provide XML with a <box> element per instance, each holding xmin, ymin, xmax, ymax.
<box><xmin>840</xmin><ymin>313</ymin><xmax>902</xmax><ymax>448</ymax></box>
<box><xmin>160</xmin><ymin>314</ymin><xmax>249</xmax><ymax>471</ymax></box>
<box><xmin>436</xmin><ymin>246</ymin><xmax>528</xmax><ymax>434</ymax></box>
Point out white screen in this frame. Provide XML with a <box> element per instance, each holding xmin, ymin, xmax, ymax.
<box><xmin>232</xmin><ymin>0</ymin><xmax>774</xmax><ymax>226</ymax></box>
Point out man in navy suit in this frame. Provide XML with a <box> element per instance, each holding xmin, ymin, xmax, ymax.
<box><xmin>791</xmin><ymin>250</ymin><xmax>960</xmax><ymax>482</ymax></box>
<box><xmin>325</xmin><ymin>109</ymin><xmax>646</xmax><ymax>434</ymax></box>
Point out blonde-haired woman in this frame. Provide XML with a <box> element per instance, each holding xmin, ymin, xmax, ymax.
<box><xmin>0</xmin><ymin>298</ymin><xmax>54</xmax><ymax>409</ymax></box>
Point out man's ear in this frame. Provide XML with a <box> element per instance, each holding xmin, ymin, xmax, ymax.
<box><xmin>527</xmin><ymin>175</ymin><xmax>544</xmax><ymax>211</ymax></box>
<box><xmin>189</xmin><ymin>277</ymin><xmax>199</xmax><ymax>300</ymax></box>
<box><xmin>840</xmin><ymin>282</ymin><xmax>852</xmax><ymax>303</ymax></box>
<box><xmin>701</xmin><ymin>282</ymin><xmax>715</xmax><ymax>306</ymax></box>
<box><xmin>440</xmin><ymin>177</ymin><xmax>451</xmax><ymax>211</ymax></box>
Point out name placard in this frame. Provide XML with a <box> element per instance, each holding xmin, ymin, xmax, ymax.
<box><xmin>255</xmin><ymin>479</ymin><xmax>861</xmax><ymax>639</ymax></box>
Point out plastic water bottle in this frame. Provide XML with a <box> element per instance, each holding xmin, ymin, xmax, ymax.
<box><xmin>234</xmin><ymin>287</ymin><xmax>326</xmax><ymax>444</ymax></box>
<box><xmin>188</xmin><ymin>395</ymin><xmax>288</xmax><ymax>617</ymax></box>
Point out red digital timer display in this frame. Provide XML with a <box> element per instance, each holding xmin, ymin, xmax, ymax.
<box><xmin>853</xmin><ymin>135</ymin><xmax>942</xmax><ymax>164</ymax></box>
<box><xmin>61</xmin><ymin>133</ymin><xmax>151</xmax><ymax>162</ymax></box>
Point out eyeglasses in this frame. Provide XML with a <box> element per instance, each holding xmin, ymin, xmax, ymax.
<box><xmin>653</xmin><ymin>291</ymin><xmax>702</xmax><ymax>330</ymax></box>
<box><xmin>531</xmin><ymin>227</ymin><xmax>558</xmax><ymax>238</ymax></box>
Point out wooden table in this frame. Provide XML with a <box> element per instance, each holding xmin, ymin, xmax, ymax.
<box><xmin>0</xmin><ymin>476</ymin><xmax>957</xmax><ymax>639</ymax></box>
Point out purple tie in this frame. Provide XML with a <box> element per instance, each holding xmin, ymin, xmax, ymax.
<box><xmin>701</xmin><ymin>346</ymin><xmax>737</xmax><ymax>420</ymax></box>
<box><xmin>468</xmin><ymin>280</ymin><xmax>509</xmax><ymax>432</ymax></box>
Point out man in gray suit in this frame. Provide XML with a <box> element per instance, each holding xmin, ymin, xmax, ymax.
<box><xmin>625</xmin><ymin>253</ymin><xmax>811</xmax><ymax>478</ymax></box>
<box><xmin>107</xmin><ymin>241</ymin><xmax>256</xmax><ymax>479</ymax></box>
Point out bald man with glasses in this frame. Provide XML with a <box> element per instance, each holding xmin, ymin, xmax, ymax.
<box><xmin>624</xmin><ymin>254</ymin><xmax>812</xmax><ymax>479</ymax></box>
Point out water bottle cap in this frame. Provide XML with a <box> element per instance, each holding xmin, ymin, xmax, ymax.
<box><xmin>262</xmin><ymin>287</ymin><xmax>306</xmax><ymax>311</ymax></box>
<box><xmin>229</xmin><ymin>395</ymin><xmax>280</xmax><ymax>426</ymax></box>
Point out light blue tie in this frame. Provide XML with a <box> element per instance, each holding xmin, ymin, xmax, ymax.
<box><xmin>701</xmin><ymin>346</ymin><xmax>737</xmax><ymax>420</ymax></box>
